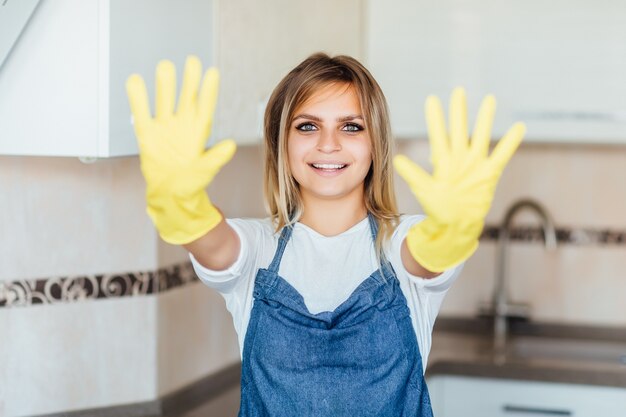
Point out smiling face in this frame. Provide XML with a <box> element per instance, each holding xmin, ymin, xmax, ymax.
<box><xmin>287</xmin><ymin>82</ymin><xmax>373</xmax><ymax>206</ymax></box>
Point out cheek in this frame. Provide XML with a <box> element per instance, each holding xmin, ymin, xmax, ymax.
<box><xmin>287</xmin><ymin>134</ymin><xmax>303</xmax><ymax>158</ymax></box>
<box><xmin>350</xmin><ymin>141</ymin><xmax>373</xmax><ymax>167</ymax></box>
<box><xmin>286</xmin><ymin>138</ymin><xmax>307</xmax><ymax>180</ymax></box>
<box><xmin>357</xmin><ymin>146</ymin><xmax>373</xmax><ymax>177</ymax></box>
<box><xmin>286</xmin><ymin>136</ymin><xmax>297</xmax><ymax>164</ymax></box>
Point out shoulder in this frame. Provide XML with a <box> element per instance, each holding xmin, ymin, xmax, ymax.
<box><xmin>225</xmin><ymin>217</ymin><xmax>279</xmax><ymax>241</ymax></box>
<box><xmin>390</xmin><ymin>214</ymin><xmax>427</xmax><ymax>242</ymax></box>
<box><xmin>190</xmin><ymin>217</ymin><xmax>277</xmax><ymax>293</ymax></box>
<box><xmin>225</xmin><ymin>217</ymin><xmax>279</xmax><ymax>268</ymax></box>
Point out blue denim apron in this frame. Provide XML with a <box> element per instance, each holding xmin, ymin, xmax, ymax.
<box><xmin>238</xmin><ymin>213</ymin><xmax>434</xmax><ymax>416</ymax></box>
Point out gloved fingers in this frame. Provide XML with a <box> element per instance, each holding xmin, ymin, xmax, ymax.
<box><xmin>470</xmin><ymin>94</ymin><xmax>496</xmax><ymax>160</ymax></box>
<box><xmin>125</xmin><ymin>74</ymin><xmax>152</xmax><ymax>136</ymax></box>
<box><xmin>489</xmin><ymin>122</ymin><xmax>526</xmax><ymax>172</ymax></box>
<box><xmin>425</xmin><ymin>95</ymin><xmax>449</xmax><ymax>171</ymax></box>
<box><xmin>449</xmin><ymin>87</ymin><xmax>469</xmax><ymax>159</ymax></box>
<box><xmin>155</xmin><ymin>59</ymin><xmax>177</xmax><ymax>119</ymax></box>
<box><xmin>178</xmin><ymin>55</ymin><xmax>202</xmax><ymax>115</ymax></box>
<box><xmin>393</xmin><ymin>154</ymin><xmax>432</xmax><ymax>195</ymax></box>
<box><xmin>199</xmin><ymin>139</ymin><xmax>237</xmax><ymax>175</ymax></box>
<box><xmin>198</xmin><ymin>67</ymin><xmax>220</xmax><ymax>134</ymax></box>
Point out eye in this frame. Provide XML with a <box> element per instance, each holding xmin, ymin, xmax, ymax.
<box><xmin>295</xmin><ymin>122</ymin><xmax>317</xmax><ymax>132</ymax></box>
<box><xmin>342</xmin><ymin>123</ymin><xmax>364</xmax><ymax>132</ymax></box>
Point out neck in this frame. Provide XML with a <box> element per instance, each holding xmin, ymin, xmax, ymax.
<box><xmin>298</xmin><ymin>193</ymin><xmax>368</xmax><ymax>237</ymax></box>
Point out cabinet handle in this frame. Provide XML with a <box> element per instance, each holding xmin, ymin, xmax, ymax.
<box><xmin>502</xmin><ymin>404</ymin><xmax>572</xmax><ymax>415</ymax></box>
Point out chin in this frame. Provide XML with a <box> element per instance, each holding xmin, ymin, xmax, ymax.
<box><xmin>305</xmin><ymin>186</ymin><xmax>359</xmax><ymax>201</ymax></box>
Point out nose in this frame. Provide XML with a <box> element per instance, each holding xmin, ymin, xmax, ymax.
<box><xmin>316</xmin><ymin>129</ymin><xmax>341</xmax><ymax>153</ymax></box>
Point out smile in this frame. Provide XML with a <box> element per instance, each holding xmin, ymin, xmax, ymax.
<box><xmin>308</xmin><ymin>163</ymin><xmax>349</xmax><ymax>176</ymax></box>
<box><xmin>311</xmin><ymin>163</ymin><xmax>346</xmax><ymax>170</ymax></box>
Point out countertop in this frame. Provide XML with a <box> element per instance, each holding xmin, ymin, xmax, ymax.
<box><xmin>426</xmin><ymin>317</ymin><xmax>626</xmax><ymax>388</ymax></box>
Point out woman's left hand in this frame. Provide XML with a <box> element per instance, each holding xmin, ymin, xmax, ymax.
<box><xmin>393</xmin><ymin>87</ymin><xmax>525</xmax><ymax>273</ymax></box>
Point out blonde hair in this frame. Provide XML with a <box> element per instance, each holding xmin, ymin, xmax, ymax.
<box><xmin>263</xmin><ymin>52</ymin><xmax>399</xmax><ymax>268</ymax></box>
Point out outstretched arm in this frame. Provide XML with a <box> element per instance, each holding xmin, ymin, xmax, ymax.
<box><xmin>126</xmin><ymin>56</ymin><xmax>240</xmax><ymax>270</ymax></box>
<box><xmin>394</xmin><ymin>88</ymin><xmax>525</xmax><ymax>275</ymax></box>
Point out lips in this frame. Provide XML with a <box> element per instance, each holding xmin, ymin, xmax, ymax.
<box><xmin>308</xmin><ymin>162</ymin><xmax>349</xmax><ymax>176</ymax></box>
<box><xmin>310</xmin><ymin>163</ymin><xmax>347</xmax><ymax>170</ymax></box>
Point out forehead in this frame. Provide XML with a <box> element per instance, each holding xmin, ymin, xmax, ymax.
<box><xmin>296</xmin><ymin>82</ymin><xmax>362</xmax><ymax>114</ymax></box>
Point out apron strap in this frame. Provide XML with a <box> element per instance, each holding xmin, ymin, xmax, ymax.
<box><xmin>267</xmin><ymin>222</ymin><xmax>294</xmax><ymax>273</ymax></box>
<box><xmin>367</xmin><ymin>212</ymin><xmax>395</xmax><ymax>273</ymax></box>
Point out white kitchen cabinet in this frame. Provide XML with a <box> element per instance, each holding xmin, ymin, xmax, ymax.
<box><xmin>427</xmin><ymin>375</ymin><xmax>626</xmax><ymax>417</ymax></box>
<box><xmin>0</xmin><ymin>0</ymin><xmax>363</xmax><ymax>157</ymax></box>
<box><xmin>365</xmin><ymin>0</ymin><xmax>626</xmax><ymax>145</ymax></box>
<box><xmin>0</xmin><ymin>0</ymin><xmax>215</xmax><ymax>158</ymax></box>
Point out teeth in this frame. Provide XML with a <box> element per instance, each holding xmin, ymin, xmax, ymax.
<box><xmin>312</xmin><ymin>163</ymin><xmax>346</xmax><ymax>169</ymax></box>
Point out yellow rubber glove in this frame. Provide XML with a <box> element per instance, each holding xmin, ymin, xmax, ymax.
<box><xmin>393</xmin><ymin>87</ymin><xmax>525</xmax><ymax>272</ymax></box>
<box><xmin>126</xmin><ymin>55</ymin><xmax>236</xmax><ymax>245</ymax></box>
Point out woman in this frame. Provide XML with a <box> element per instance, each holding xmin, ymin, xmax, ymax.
<box><xmin>126</xmin><ymin>52</ymin><xmax>524</xmax><ymax>416</ymax></box>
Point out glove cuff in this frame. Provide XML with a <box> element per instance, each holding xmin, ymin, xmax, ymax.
<box><xmin>405</xmin><ymin>217</ymin><xmax>483</xmax><ymax>273</ymax></box>
<box><xmin>146</xmin><ymin>191</ymin><xmax>222</xmax><ymax>245</ymax></box>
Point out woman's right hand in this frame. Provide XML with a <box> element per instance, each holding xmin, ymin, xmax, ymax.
<box><xmin>126</xmin><ymin>55</ymin><xmax>236</xmax><ymax>245</ymax></box>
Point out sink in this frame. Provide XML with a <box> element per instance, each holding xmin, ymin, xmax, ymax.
<box><xmin>507</xmin><ymin>336</ymin><xmax>626</xmax><ymax>365</ymax></box>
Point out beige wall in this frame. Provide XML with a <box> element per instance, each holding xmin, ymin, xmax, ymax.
<box><xmin>0</xmin><ymin>156</ymin><xmax>155</xmax><ymax>280</ymax></box>
<box><xmin>0</xmin><ymin>296</ymin><xmax>158</xmax><ymax>416</ymax></box>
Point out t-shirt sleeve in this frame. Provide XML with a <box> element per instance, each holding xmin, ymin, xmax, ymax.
<box><xmin>390</xmin><ymin>214</ymin><xmax>464</xmax><ymax>293</ymax></box>
<box><xmin>188</xmin><ymin>217</ymin><xmax>263</xmax><ymax>294</ymax></box>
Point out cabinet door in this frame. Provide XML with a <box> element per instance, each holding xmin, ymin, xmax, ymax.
<box><xmin>365</xmin><ymin>0</ymin><xmax>626</xmax><ymax>145</ymax></box>
<box><xmin>427</xmin><ymin>375</ymin><xmax>626</xmax><ymax>417</ymax></box>
<box><xmin>0</xmin><ymin>0</ymin><xmax>100</xmax><ymax>157</ymax></box>
<box><xmin>0</xmin><ymin>0</ymin><xmax>215</xmax><ymax>158</ymax></box>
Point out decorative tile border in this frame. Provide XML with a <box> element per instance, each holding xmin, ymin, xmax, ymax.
<box><xmin>0</xmin><ymin>262</ymin><xmax>198</xmax><ymax>308</ymax></box>
<box><xmin>481</xmin><ymin>225</ymin><xmax>625</xmax><ymax>245</ymax></box>
<box><xmin>1</xmin><ymin>225</ymin><xmax>624</xmax><ymax>309</ymax></box>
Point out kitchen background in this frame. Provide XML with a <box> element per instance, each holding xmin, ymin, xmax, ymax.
<box><xmin>1</xmin><ymin>0</ymin><xmax>625</xmax><ymax>416</ymax></box>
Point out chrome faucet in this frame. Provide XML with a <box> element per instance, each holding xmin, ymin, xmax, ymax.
<box><xmin>482</xmin><ymin>198</ymin><xmax>558</xmax><ymax>355</ymax></box>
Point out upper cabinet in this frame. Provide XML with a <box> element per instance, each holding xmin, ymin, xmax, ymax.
<box><xmin>0</xmin><ymin>0</ymin><xmax>362</xmax><ymax>157</ymax></box>
<box><xmin>365</xmin><ymin>0</ymin><xmax>626</xmax><ymax>145</ymax></box>
<box><xmin>0</xmin><ymin>0</ymin><xmax>215</xmax><ymax>158</ymax></box>
<box><xmin>7</xmin><ymin>0</ymin><xmax>621</xmax><ymax>156</ymax></box>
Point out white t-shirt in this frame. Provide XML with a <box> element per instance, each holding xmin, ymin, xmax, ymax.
<box><xmin>190</xmin><ymin>214</ymin><xmax>464</xmax><ymax>371</ymax></box>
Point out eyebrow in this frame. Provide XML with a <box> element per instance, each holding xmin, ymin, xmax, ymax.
<box><xmin>292</xmin><ymin>114</ymin><xmax>364</xmax><ymax>123</ymax></box>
